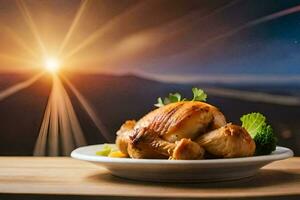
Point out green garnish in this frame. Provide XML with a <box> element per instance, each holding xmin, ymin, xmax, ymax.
<box><xmin>96</xmin><ymin>144</ymin><xmax>117</xmax><ymax>156</ymax></box>
<box><xmin>167</xmin><ymin>93</ymin><xmax>183</xmax><ymax>103</ymax></box>
<box><xmin>192</xmin><ymin>88</ymin><xmax>207</xmax><ymax>102</ymax></box>
<box><xmin>240</xmin><ymin>112</ymin><xmax>277</xmax><ymax>155</ymax></box>
<box><xmin>155</xmin><ymin>87</ymin><xmax>207</xmax><ymax>107</ymax></box>
<box><xmin>240</xmin><ymin>112</ymin><xmax>266</xmax><ymax>137</ymax></box>
<box><xmin>154</xmin><ymin>97</ymin><xmax>165</xmax><ymax>108</ymax></box>
<box><xmin>253</xmin><ymin>124</ymin><xmax>277</xmax><ymax>155</ymax></box>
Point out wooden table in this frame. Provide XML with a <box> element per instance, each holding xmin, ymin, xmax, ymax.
<box><xmin>0</xmin><ymin>157</ymin><xmax>299</xmax><ymax>200</ymax></box>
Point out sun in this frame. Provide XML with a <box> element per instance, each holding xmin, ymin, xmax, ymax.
<box><xmin>44</xmin><ymin>57</ymin><xmax>60</xmax><ymax>73</ymax></box>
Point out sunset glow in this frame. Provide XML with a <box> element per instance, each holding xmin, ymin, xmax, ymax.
<box><xmin>44</xmin><ymin>58</ymin><xmax>60</xmax><ymax>73</ymax></box>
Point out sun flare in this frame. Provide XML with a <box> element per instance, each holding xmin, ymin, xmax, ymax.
<box><xmin>44</xmin><ymin>57</ymin><xmax>60</xmax><ymax>73</ymax></box>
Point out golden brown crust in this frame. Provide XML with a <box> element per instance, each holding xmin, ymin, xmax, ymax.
<box><xmin>171</xmin><ymin>138</ymin><xmax>205</xmax><ymax>160</ymax></box>
<box><xmin>196</xmin><ymin>124</ymin><xmax>256</xmax><ymax>158</ymax></box>
<box><xmin>128</xmin><ymin>127</ymin><xmax>205</xmax><ymax>159</ymax></box>
<box><xmin>133</xmin><ymin>101</ymin><xmax>224</xmax><ymax>143</ymax></box>
<box><xmin>128</xmin><ymin>127</ymin><xmax>172</xmax><ymax>159</ymax></box>
<box><xmin>115</xmin><ymin>120</ymin><xmax>136</xmax><ymax>155</ymax></box>
<box><xmin>163</xmin><ymin>102</ymin><xmax>213</xmax><ymax>142</ymax></box>
<box><xmin>115</xmin><ymin>101</ymin><xmax>229</xmax><ymax>160</ymax></box>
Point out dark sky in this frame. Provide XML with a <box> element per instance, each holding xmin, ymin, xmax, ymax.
<box><xmin>0</xmin><ymin>0</ymin><xmax>300</xmax><ymax>80</ymax></box>
<box><xmin>138</xmin><ymin>0</ymin><xmax>300</xmax><ymax>76</ymax></box>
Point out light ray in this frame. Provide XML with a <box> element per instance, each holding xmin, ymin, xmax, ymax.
<box><xmin>2</xmin><ymin>26</ymin><xmax>39</xmax><ymax>59</ymax></box>
<box><xmin>63</xmin><ymin>1</ymin><xmax>147</xmax><ymax>60</ymax></box>
<box><xmin>58</xmin><ymin>0</ymin><xmax>89</xmax><ymax>55</ymax></box>
<box><xmin>60</xmin><ymin>86</ymin><xmax>86</xmax><ymax>151</ymax></box>
<box><xmin>146</xmin><ymin>4</ymin><xmax>300</xmax><ymax>68</ymax></box>
<box><xmin>0</xmin><ymin>53</ymin><xmax>39</xmax><ymax>67</ymax></box>
<box><xmin>187</xmin><ymin>4</ymin><xmax>300</xmax><ymax>56</ymax></box>
<box><xmin>33</xmin><ymin>92</ymin><xmax>51</xmax><ymax>156</ymax></box>
<box><xmin>57</xmin><ymin>98</ymin><xmax>74</xmax><ymax>156</ymax></box>
<box><xmin>247</xmin><ymin>5</ymin><xmax>300</xmax><ymax>27</ymax></box>
<box><xmin>64</xmin><ymin>0</ymin><xmax>242</xmax><ymax>71</ymax></box>
<box><xmin>34</xmin><ymin>75</ymin><xmax>87</xmax><ymax>156</ymax></box>
<box><xmin>62</xmin><ymin>75</ymin><xmax>112</xmax><ymax>142</ymax></box>
<box><xmin>16</xmin><ymin>0</ymin><xmax>47</xmax><ymax>56</ymax></box>
<box><xmin>48</xmin><ymin>76</ymin><xmax>59</xmax><ymax>155</ymax></box>
<box><xmin>205</xmin><ymin>87</ymin><xmax>300</xmax><ymax>106</ymax></box>
<box><xmin>56</xmin><ymin>75</ymin><xmax>86</xmax><ymax>154</ymax></box>
<box><xmin>193</xmin><ymin>0</ymin><xmax>241</xmax><ymax>25</ymax></box>
<box><xmin>0</xmin><ymin>72</ymin><xmax>44</xmax><ymax>101</ymax></box>
<box><xmin>134</xmin><ymin>71</ymin><xmax>300</xmax><ymax>106</ymax></box>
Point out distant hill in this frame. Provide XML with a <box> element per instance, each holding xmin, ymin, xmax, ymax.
<box><xmin>0</xmin><ymin>72</ymin><xmax>299</xmax><ymax>155</ymax></box>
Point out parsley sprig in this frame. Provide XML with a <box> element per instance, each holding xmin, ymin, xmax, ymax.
<box><xmin>192</xmin><ymin>88</ymin><xmax>207</xmax><ymax>102</ymax></box>
<box><xmin>154</xmin><ymin>87</ymin><xmax>207</xmax><ymax>107</ymax></box>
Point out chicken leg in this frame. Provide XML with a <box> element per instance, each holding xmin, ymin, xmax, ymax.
<box><xmin>128</xmin><ymin>127</ymin><xmax>205</xmax><ymax>159</ymax></box>
<box><xmin>196</xmin><ymin>124</ymin><xmax>256</xmax><ymax>158</ymax></box>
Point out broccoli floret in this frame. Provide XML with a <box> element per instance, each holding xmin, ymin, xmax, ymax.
<box><xmin>253</xmin><ymin>125</ymin><xmax>277</xmax><ymax>155</ymax></box>
<box><xmin>240</xmin><ymin>112</ymin><xmax>277</xmax><ymax>155</ymax></box>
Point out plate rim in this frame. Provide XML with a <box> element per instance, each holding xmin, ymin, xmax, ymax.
<box><xmin>71</xmin><ymin>144</ymin><xmax>294</xmax><ymax>165</ymax></box>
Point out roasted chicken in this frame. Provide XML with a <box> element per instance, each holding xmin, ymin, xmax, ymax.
<box><xmin>116</xmin><ymin>101</ymin><xmax>255</xmax><ymax>159</ymax></box>
<box><xmin>196</xmin><ymin>124</ymin><xmax>255</xmax><ymax>158</ymax></box>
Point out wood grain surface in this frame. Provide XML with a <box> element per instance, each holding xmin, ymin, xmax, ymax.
<box><xmin>0</xmin><ymin>157</ymin><xmax>299</xmax><ymax>199</ymax></box>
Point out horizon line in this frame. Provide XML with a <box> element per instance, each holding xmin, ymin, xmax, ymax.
<box><xmin>1</xmin><ymin>68</ymin><xmax>300</xmax><ymax>84</ymax></box>
<box><xmin>133</xmin><ymin>71</ymin><xmax>300</xmax><ymax>84</ymax></box>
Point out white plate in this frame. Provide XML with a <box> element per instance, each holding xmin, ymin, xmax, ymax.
<box><xmin>71</xmin><ymin>144</ymin><xmax>293</xmax><ymax>182</ymax></box>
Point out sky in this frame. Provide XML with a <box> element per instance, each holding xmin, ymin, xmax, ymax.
<box><xmin>138</xmin><ymin>0</ymin><xmax>300</xmax><ymax>76</ymax></box>
<box><xmin>0</xmin><ymin>0</ymin><xmax>300</xmax><ymax>81</ymax></box>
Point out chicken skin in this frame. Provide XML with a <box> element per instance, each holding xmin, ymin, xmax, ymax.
<box><xmin>115</xmin><ymin>101</ymin><xmax>256</xmax><ymax>159</ymax></box>
<box><xmin>115</xmin><ymin>120</ymin><xmax>136</xmax><ymax>156</ymax></box>
<box><xmin>196</xmin><ymin>124</ymin><xmax>256</xmax><ymax>158</ymax></box>
<box><xmin>127</xmin><ymin>127</ymin><xmax>205</xmax><ymax>159</ymax></box>
<box><xmin>116</xmin><ymin>101</ymin><xmax>226</xmax><ymax>159</ymax></box>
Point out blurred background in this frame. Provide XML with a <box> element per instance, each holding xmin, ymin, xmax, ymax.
<box><xmin>0</xmin><ymin>0</ymin><xmax>299</xmax><ymax>156</ymax></box>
